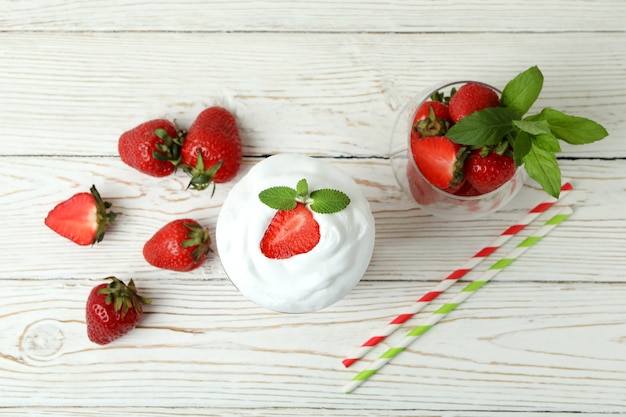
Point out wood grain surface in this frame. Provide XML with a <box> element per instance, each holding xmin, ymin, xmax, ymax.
<box><xmin>1</xmin><ymin>1</ymin><xmax>625</xmax><ymax>416</ymax></box>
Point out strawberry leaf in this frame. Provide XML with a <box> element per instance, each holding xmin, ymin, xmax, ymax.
<box><xmin>446</xmin><ymin>107</ymin><xmax>518</xmax><ymax>147</ymax></box>
<box><xmin>259</xmin><ymin>186</ymin><xmax>297</xmax><ymax>210</ymax></box>
<box><xmin>523</xmin><ymin>143</ymin><xmax>562</xmax><ymax>198</ymax></box>
<box><xmin>501</xmin><ymin>65</ymin><xmax>543</xmax><ymax>117</ymax></box>
<box><xmin>539</xmin><ymin>108</ymin><xmax>609</xmax><ymax>144</ymax></box>
<box><xmin>309</xmin><ymin>189</ymin><xmax>350</xmax><ymax>214</ymax></box>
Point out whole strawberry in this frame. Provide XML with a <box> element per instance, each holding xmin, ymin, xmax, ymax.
<box><xmin>118</xmin><ymin>119</ymin><xmax>183</xmax><ymax>177</ymax></box>
<box><xmin>143</xmin><ymin>219</ymin><xmax>212</xmax><ymax>272</ymax></box>
<box><xmin>464</xmin><ymin>149</ymin><xmax>516</xmax><ymax>194</ymax></box>
<box><xmin>86</xmin><ymin>277</ymin><xmax>151</xmax><ymax>345</ymax></box>
<box><xmin>413</xmin><ymin>100</ymin><xmax>452</xmax><ymax>138</ymax></box>
<box><xmin>448</xmin><ymin>82</ymin><xmax>500</xmax><ymax>123</ymax></box>
<box><xmin>45</xmin><ymin>185</ymin><xmax>116</xmax><ymax>246</ymax></box>
<box><xmin>181</xmin><ymin>107</ymin><xmax>242</xmax><ymax>192</ymax></box>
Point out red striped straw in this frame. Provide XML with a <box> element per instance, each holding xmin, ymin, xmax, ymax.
<box><xmin>341</xmin><ymin>182</ymin><xmax>573</xmax><ymax>368</ymax></box>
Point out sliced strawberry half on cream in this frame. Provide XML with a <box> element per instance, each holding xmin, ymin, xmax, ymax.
<box><xmin>260</xmin><ymin>202</ymin><xmax>321</xmax><ymax>259</ymax></box>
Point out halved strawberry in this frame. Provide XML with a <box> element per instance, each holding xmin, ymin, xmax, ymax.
<box><xmin>45</xmin><ymin>185</ymin><xmax>116</xmax><ymax>246</ymax></box>
<box><xmin>410</xmin><ymin>135</ymin><xmax>466</xmax><ymax>192</ymax></box>
<box><xmin>260</xmin><ymin>202</ymin><xmax>321</xmax><ymax>259</ymax></box>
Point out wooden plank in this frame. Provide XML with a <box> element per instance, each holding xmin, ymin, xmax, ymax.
<box><xmin>0</xmin><ymin>32</ymin><xmax>623</xmax><ymax>158</ymax></box>
<box><xmin>1</xmin><ymin>0</ymin><xmax>625</xmax><ymax>32</ymax></box>
<box><xmin>0</xmin><ymin>157</ymin><xmax>624</xmax><ymax>282</ymax></box>
<box><xmin>0</xmin><ymin>411</ymin><xmax>612</xmax><ymax>417</ymax></box>
<box><xmin>1</xmin><ymin>278</ymin><xmax>625</xmax><ymax>412</ymax></box>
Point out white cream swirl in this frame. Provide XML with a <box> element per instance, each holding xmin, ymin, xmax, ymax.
<box><xmin>216</xmin><ymin>154</ymin><xmax>375</xmax><ymax>313</ymax></box>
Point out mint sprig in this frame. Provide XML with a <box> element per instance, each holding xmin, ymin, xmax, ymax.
<box><xmin>259</xmin><ymin>178</ymin><xmax>350</xmax><ymax>214</ymax></box>
<box><xmin>446</xmin><ymin>66</ymin><xmax>609</xmax><ymax>198</ymax></box>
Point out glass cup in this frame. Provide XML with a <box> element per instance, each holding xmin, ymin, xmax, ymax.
<box><xmin>389</xmin><ymin>81</ymin><xmax>526</xmax><ymax>220</ymax></box>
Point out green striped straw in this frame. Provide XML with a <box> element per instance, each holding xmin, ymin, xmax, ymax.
<box><xmin>343</xmin><ymin>206</ymin><xmax>574</xmax><ymax>394</ymax></box>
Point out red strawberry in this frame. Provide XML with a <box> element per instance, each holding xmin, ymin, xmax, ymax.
<box><xmin>406</xmin><ymin>160</ymin><xmax>441</xmax><ymax>205</ymax></box>
<box><xmin>464</xmin><ymin>149</ymin><xmax>516</xmax><ymax>194</ymax></box>
<box><xmin>143</xmin><ymin>219</ymin><xmax>212</xmax><ymax>272</ymax></box>
<box><xmin>453</xmin><ymin>180</ymin><xmax>481</xmax><ymax>197</ymax></box>
<box><xmin>260</xmin><ymin>202</ymin><xmax>321</xmax><ymax>259</ymax></box>
<box><xmin>410</xmin><ymin>135</ymin><xmax>466</xmax><ymax>192</ymax></box>
<box><xmin>413</xmin><ymin>101</ymin><xmax>452</xmax><ymax>138</ymax></box>
<box><xmin>448</xmin><ymin>82</ymin><xmax>500</xmax><ymax>123</ymax></box>
<box><xmin>86</xmin><ymin>277</ymin><xmax>151</xmax><ymax>345</ymax></box>
<box><xmin>414</xmin><ymin>100</ymin><xmax>450</xmax><ymax>123</ymax></box>
<box><xmin>45</xmin><ymin>185</ymin><xmax>116</xmax><ymax>246</ymax></box>
<box><xmin>181</xmin><ymin>107</ymin><xmax>242</xmax><ymax>192</ymax></box>
<box><xmin>118</xmin><ymin>119</ymin><xmax>183</xmax><ymax>177</ymax></box>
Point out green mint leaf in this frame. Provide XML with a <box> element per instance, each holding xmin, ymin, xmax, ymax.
<box><xmin>259</xmin><ymin>186</ymin><xmax>297</xmax><ymax>210</ymax></box>
<box><xmin>296</xmin><ymin>178</ymin><xmax>309</xmax><ymax>198</ymax></box>
<box><xmin>501</xmin><ymin>66</ymin><xmax>544</xmax><ymax>117</ymax></box>
<box><xmin>446</xmin><ymin>106</ymin><xmax>518</xmax><ymax>147</ymax></box>
<box><xmin>539</xmin><ymin>108</ymin><xmax>609</xmax><ymax>144</ymax></box>
<box><xmin>513</xmin><ymin>130</ymin><xmax>532</xmax><ymax>166</ymax></box>
<box><xmin>309</xmin><ymin>189</ymin><xmax>350</xmax><ymax>214</ymax></box>
<box><xmin>534</xmin><ymin>133</ymin><xmax>562</xmax><ymax>153</ymax></box>
<box><xmin>523</xmin><ymin>143</ymin><xmax>562</xmax><ymax>198</ymax></box>
<box><xmin>512</xmin><ymin>119</ymin><xmax>551</xmax><ymax>136</ymax></box>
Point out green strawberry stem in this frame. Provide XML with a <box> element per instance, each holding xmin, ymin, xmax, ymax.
<box><xmin>182</xmin><ymin>152</ymin><xmax>224</xmax><ymax>195</ymax></box>
<box><xmin>90</xmin><ymin>185</ymin><xmax>116</xmax><ymax>244</ymax></box>
<box><xmin>181</xmin><ymin>222</ymin><xmax>213</xmax><ymax>263</ymax></box>
<box><xmin>152</xmin><ymin>128</ymin><xmax>186</xmax><ymax>166</ymax></box>
<box><xmin>98</xmin><ymin>277</ymin><xmax>151</xmax><ymax>318</ymax></box>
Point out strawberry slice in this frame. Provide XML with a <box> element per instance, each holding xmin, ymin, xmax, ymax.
<box><xmin>45</xmin><ymin>185</ymin><xmax>116</xmax><ymax>246</ymax></box>
<box><xmin>410</xmin><ymin>135</ymin><xmax>466</xmax><ymax>192</ymax></box>
<box><xmin>260</xmin><ymin>202</ymin><xmax>321</xmax><ymax>259</ymax></box>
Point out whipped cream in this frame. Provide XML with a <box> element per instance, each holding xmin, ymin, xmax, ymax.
<box><xmin>216</xmin><ymin>154</ymin><xmax>375</xmax><ymax>313</ymax></box>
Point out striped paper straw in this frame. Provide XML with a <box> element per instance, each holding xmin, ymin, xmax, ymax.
<box><xmin>343</xmin><ymin>206</ymin><xmax>574</xmax><ymax>394</ymax></box>
<box><xmin>342</xmin><ymin>182</ymin><xmax>573</xmax><ymax>368</ymax></box>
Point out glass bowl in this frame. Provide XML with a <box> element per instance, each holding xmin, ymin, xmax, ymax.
<box><xmin>389</xmin><ymin>81</ymin><xmax>527</xmax><ymax>220</ymax></box>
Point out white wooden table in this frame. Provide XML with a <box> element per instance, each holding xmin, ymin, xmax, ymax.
<box><xmin>2</xmin><ymin>1</ymin><xmax>625</xmax><ymax>415</ymax></box>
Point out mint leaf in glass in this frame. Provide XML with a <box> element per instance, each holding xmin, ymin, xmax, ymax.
<box><xmin>446</xmin><ymin>106</ymin><xmax>518</xmax><ymax>147</ymax></box>
<box><xmin>539</xmin><ymin>108</ymin><xmax>609</xmax><ymax>144</ymax></box>
<box><xmin>533</xmin><ymin>133</ymin><xmax>562</xmax><ymax>153</ymax></box>
<box><xmin>513</xmin><ymin>130</ymin><xmax>532</xmax><ymax>166</ymax></box>
<box><xmin>512</xmin><ymin>119</ymin><xmax>551</xmax><ymax>136</ymax></box>
<box><xmin>523</xmin><ymin>144</ymin><xmax>562</xmax><ymax>198</ymax></box>
<box><xmin>501</xmin><ymin>65</ymin><xmax>543</xmax><ymax>117</ymax></box>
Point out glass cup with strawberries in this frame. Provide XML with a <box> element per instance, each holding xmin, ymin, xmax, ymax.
<box><xmin>390</xmin><ymin>80</ymin><xmax>526</xmax><ymax>220</ymax></box>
